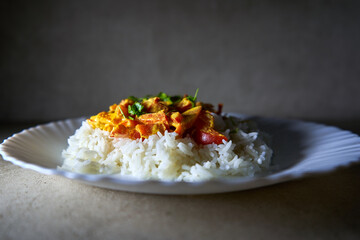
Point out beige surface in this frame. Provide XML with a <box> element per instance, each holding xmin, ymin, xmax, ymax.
<box><xmin>1</xmin><ymin>125</ymin><xmax>360</xmax><ymax>240</ymax></box>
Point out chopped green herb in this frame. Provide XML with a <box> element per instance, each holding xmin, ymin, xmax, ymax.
<box><xmin>128</xmin><ymin>102</ymin><xmax>145</xmax><ymax>117</ymax></box>
<box><xmin>187</xmin><ymin>88</ymin><xmax>199</xmax><ymax>107</ymax></box>
<box><xmin>170</xmin><ymin>95</ymin><xmax>182</xmax><ymax>103</ymax></box>
<box><xmin>118</xmin><ymin>106</ymin><xmax>127</xmax><ymax>119</ymax></box>
<box><xmin>157</xmin><ymin>92</ymin><xmax>171</xmax><ymax>102</ymax></box>
<box><xmin>119</xmin><ymin>105</ymin><xmax>135</xmax><ymax>120</ymax></box>
<box><xmin>128</xmin><ymin>90</ymin><xmax>198</xmax><ymax>110</ymax></box>
<box><xmin>128</xmin><ymin>96</ymin><xmax>140</xmax><ymax>102</ymax></box>
<box><xmin>156</xmin><ymin>92</ymin><xmax>182</xmax><ymax>105</ymax></box>
<box><xmin>128</xmin><ymin>95</ymin><xmax>148</xmax><ymax>102</ymax></box>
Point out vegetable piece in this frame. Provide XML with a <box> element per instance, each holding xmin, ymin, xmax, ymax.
<box><xmin>142</xmin><ymin>97</ymin><xmax>169</xmax><ymax>113</ymax></box>
<box><xmin>144</xmin><ymin>92</ymin><xmax>182</xmax><ymax>106</ymax></box>
<box><xmin>157</xmin><ymin>92</ymin><xmax>172</xmax><ymax>104</ymax></box>
<box><xmin>138</xmin><ymin>110</ymin><xmax>169</xmax><ymax>128</ymax></box>
<box><xmin>128</xmin><ymin>102</ymin><xmax>145</xmax><ymax>117</ymax></box>
<box><xmin>121</xmin><ymin>118</ymin><xmax>138</xmax><ymax>128</ymax></box>
<box><xmin>109</xmin><ymin>104</ymin><xmax>118</xmax><ymax>111</ymax></box>
<box><xmin>118</xmin><ymin>106</ymin><xmax>128</xmax><ymax>119</ymax></box>
<box><xmin>193</xmin><ymin>128</ymin><xmax>227</xmax><ymax>145</ymax></box>
<box><xmin>192</xmin><ymin>110</ymin><xmax>228</xmax><ymax>145</ymax></box>
<box><xmin>88</xmin><ymin>90</ymin><xmax>227</xmax><ymax>144</ymax></box>
<box><xmin>174</xmin><ymin>98</ymin><xmax>193</xmax><ymax>113</ymax></box>
<box><xmin>127</xmin><ymin>128</ymin><xmax>141</xmax><ymax>139</ymax></box>
<box><xmin>136</xmin><ymin>123</ymin><xmax>167</xmax><ymax>138</ymax></box>
<box><xmin>128</xmin><ymin>96</ymin><xmax>140</xmax><ymax>102</ymax></box>
<box><xmin>180</xmin><ymin>106</ymin><xmax>202</xmax><ymax>133</ymax></box>
<box><xmin>187</xmin><ymin>88</ymin><xmax>199</xmax><ymax>107</ymax></box>
<box><xmin>136</xmin><ymin>111</ymin><xmax>169</xmax><ymax>138</ymax></box>
<box><xmin>110</xmin><ymin>124</ymin><xmax>127</xmax><ymax>137</ymax></box>
<box><xmin>88</xmin><ymin>112</ymin><xmax>113</xmax><ymax>132</ymax></box>
<box><xmin>170</xmin><ymin>95</ymin><xmax>182</xmax><ymax>104</ymax></box>
<box><xmin>169</xmin><ymin>112</ymin><xmax>183</xmax><ymax>135</ymax></box>
<box><xmin>194</xmin><ymin>110</ymin><xmax>214</xmax><ymax>129</ymax></box>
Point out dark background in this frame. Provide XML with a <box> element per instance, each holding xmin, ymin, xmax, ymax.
<box><xmin>1</xmin><ymin>0</ymin><xmax>360</xmax><ymax>131</ymax></box>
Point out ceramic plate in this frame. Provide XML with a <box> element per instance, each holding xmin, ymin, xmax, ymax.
<box><xmin>1</xmin><ymin>114</ymin><xmax>360</xmax><ymax>195</ymax></box>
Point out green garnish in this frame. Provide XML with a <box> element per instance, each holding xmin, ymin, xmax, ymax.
<box><xmin>128</xmin><ymin>96</ymin><xmax>140</xmax><ymax>102</ymax></box>
<box><xmin>127</xmin><ymin>96</ymin><xmax>146</xmax><ymax>118</ymax></box>
<box><xmin>157</xmin><ymin>92</ymin><xmax>171</xmax><ymax>102</ymax></box>
<box><xmin>128</xmin><ymin>95</ymin><xmax>148</xmax><ymax>102</ymax></box>
<box><xmin>119</xmin><ymin>107</ymin><xmax>127</xmax><ymax>119</ymax></box>
<box><xmin>170</xmin><ymin>95</ymin><xmax>182</xmax><ymax>103</ymax></box>
<box><xmin>157</xmin><ymin>92</ymin><xmax>181</xmax><ymax>105</ymax></box>
<box><xmin>187</xmin><ymin>88</ymin><xmax>199</xmax><ymax>107</ymax></box>
<box><xmin>128</xmin><ymin>102</ymin><xmax>145</xmax><ymax>117</ymax></box>
<box><xmin>127</xmin><ymin>89</ymin><xmax>199</xmax><ymax>113</ymax></box>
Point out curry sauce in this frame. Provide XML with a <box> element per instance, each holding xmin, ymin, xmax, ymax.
<box><xmin>87</xmin><ymin>92</ymin><xmax>227</xmax><ymax>145</ymax></box>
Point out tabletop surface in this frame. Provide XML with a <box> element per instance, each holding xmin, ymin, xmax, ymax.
<box><xmin>1</xmin><ymin>123</ymin><xmax>360</xmax><ymax>240</ymax></box>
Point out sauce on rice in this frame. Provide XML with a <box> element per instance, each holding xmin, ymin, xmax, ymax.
<box><xmin>88</xmin><ymin>91</ymin><xmax>228</xmax><ymax>145</ymax></box>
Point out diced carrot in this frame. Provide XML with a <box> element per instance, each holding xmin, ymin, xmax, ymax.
<box><xmin>109</xmin><ymin>104</ymin><xmax>118</xmax><ymax>111</ymax></box>
<box><xmin>110</xmin><ymin>124</ymin><xmax>127</xmax><ymax>137</ymax></box>
<box><xmin>170</xmin><ymin>112</ymin><xmax>183</xmax><ymax>123</ymax></box>
<box><xmin>128</xmin><ymin>129</ymin><xmax>141</xmax><ymax>139</ymax></box>
<box><xmin>136</xmin><ymin>123</ymin><xmax>167</xmax><ymax>138</ymax></box>
<box><xmin>142</xmin><ymin>97</ymin><xmax>169</xmax><ymax>113</ymax></box>
<box><xmin>119</xmin><ymin>99</ymin><xmax>134</xmax><ymax>107</ymax></box>
<box><xmin>181</xmin><ymin>106</ymin><xmax>202</xmax><ymax>130</ymax></box>
<box><xmin>135</xmin><ymin>124</ymin><xmax>152</xmax><ymax>137</ymax></box>
<box><xmin>121</xmin><ymin>119</ymin><xmax>138</xmax><ymax>128</ymax></box>
<box><xmin>169</xmin><ymin>112</ymin><xmax>183</xmax><ymax>135</ymax></box>
<box><xmin>174</xmin><ymin>98</ymin><xmax>193</xmax><ymax>112</ymax></box>
<box><xmin>138</xmin><ymin>111</ymin><xmax>169</xmax><ymax>128</ymax></box>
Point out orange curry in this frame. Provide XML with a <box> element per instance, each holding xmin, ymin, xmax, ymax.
<box><xmin>87</xmin><ymin>91</ymin><xmax>228</xmax><ymax>145</ymax></box>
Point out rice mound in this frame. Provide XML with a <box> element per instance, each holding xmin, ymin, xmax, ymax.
<box><xmin>61</xmin><ymin>116</ymin><xmax>272</xmax><ymax>181</ymax></box>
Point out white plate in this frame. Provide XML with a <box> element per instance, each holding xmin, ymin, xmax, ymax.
<box><xmin>1</xmin><ymin>114</ymin><xmax>360</xmax><ymax>195</ymax></box>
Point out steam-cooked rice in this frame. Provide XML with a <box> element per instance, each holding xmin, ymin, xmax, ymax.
<box><xmin>60</xmin><ymin>116</ymin><xmax>272</xmax><ymax>181</ymax></box>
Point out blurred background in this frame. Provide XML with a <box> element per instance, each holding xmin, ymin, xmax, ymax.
<box><xmin>1</xmin><ymin>0</ymin><xmax>359</xmax><ymax>132</ymax></box>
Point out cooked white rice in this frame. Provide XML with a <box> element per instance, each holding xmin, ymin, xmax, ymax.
<box><xmin>60</xmin><ymin>116</ymin><xmax>272</xmax><ymax>182</ymax></box>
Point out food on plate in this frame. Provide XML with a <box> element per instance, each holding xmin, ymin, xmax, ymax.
<box><xmin>61</xmin><ymin>90</ymin><xmax>272</xmax><ymax>181</ymax></box>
